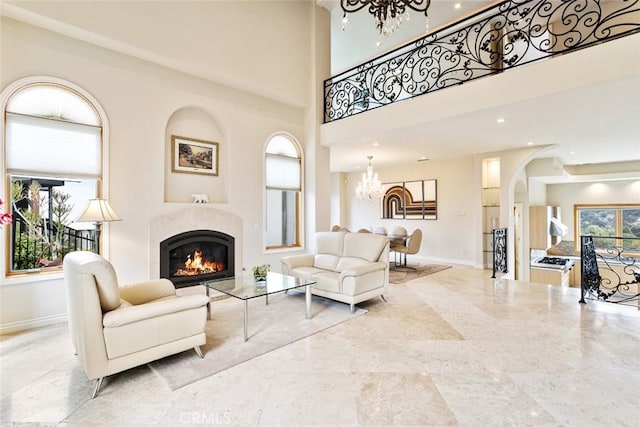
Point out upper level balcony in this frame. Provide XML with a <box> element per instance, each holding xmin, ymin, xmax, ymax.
<box><xmin>323</xmin><ymin>0</ymin><xmax>640</xmax><ymax>125</ymax></box>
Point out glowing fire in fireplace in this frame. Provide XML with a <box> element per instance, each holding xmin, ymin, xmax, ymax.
<box><xmin>173</xmin><ymin>249</ymin><xmax>224</xmax><ymax>276</ymax></box>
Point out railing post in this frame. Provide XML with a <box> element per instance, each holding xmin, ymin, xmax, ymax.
<box><xmin>579</xmin><ymin>235</ymin><xmax>588</xmax><ymax>304</ymax></box>
<box><xmin>492</xmin><ymin>228</ymin><xmax>507</xmax><ymax>279</ymax></box>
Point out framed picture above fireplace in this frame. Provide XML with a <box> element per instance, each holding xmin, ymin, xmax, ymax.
<box><xmin>171</xmin><ymin>135</ymin><xmax>219</xmax><ymax>176</ymax></box>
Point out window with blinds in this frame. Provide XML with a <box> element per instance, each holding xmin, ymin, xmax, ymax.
<box><xmin>265</xmin><ymin>134</ymin><xmax>302</xmax><ymax>250</ymax></box>
<box><xmin>3</xmin><ymin>81</ymin><xmax>104</xmax><ymax>273</ymax></box>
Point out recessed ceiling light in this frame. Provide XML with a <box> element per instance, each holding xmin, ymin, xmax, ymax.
<box><xmin>373</xmin><ymin>142</ymin><xmax>380</xmax><ymax>146</ymax></box>
<box><xmin>496</xmin><ymin>118</ymin><xmax>505</xmax><ymax>124</ymax></box>
<box><xmin>527</xmin><ymin>141</ymin><xmax>534</xmax><ymax>146</ymax></box>
<box><xmin>454</xmin><ymin>3</ymin><xmax>462</xmax><ymax>9</ymax></box>
<box><xmin>570</xmin><ymin>151</ymin><xmax>576</xmax><ymax>154</ymax></box>
<box><xmin>418</xmin><ymin>156</ymin><xmax>430</xmax><ymax>162</ymax></box>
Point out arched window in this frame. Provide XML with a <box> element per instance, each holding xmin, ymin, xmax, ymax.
<box><xmin>2</xmin><ymin>79</ymin><xmax>106</xmax><ymax>274</ymax></box>
<box><xmin>265</xmin><ymin>134</ymin><xmax>302</xmax><ymax>249</ymax></box>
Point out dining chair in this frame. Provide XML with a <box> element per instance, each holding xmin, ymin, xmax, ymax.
<box><xmin>392</xmin><ymin>228</ymin><xmax>422</xmax><ymax>269</ymax></box>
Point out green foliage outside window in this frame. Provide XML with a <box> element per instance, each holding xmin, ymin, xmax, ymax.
<box><xmin>10</xmin><ymin>179</ymin><xmax>74</xmax><ymax>269</ymax></box>
<box><xmin>577</xmin><ymin>205</ymin><xmax>640</xmax><ymax>251</ymax></box>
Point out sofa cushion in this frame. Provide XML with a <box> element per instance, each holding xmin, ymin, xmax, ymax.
<box><xmin>103</xmin><ymin>306</ymin><xmax>206</xmax><ymax>359</ymax></box>
<box><xmin>335</xmin><ymin>257</ymin><xmax>369</xmax><ymax>273</ymax></box>
<box><xmin>91</xmin><ymin>259</ymin><xmax>122</xmax><ymax>312</ymax></box>
<box><xmin>311</xmin><ymin>271</ymin><xmax>341</xmax><ymax>293</ymax></box>
<box><xmin>289</xmin><ymin>266</ymin><xmax>327</xmax><ymax>280</ymax></box>
<box><xmin>314</xmin><ymin>254</ymin><xmax>340</xmax><ymax>272</ymax></box>
<box><xmin>315</xmin><ymin>231</ymin><xmax>345</xmax><ymax>256</ymax></box>
<box><xmin>344</xmin><ymin>232</ymin><xmax>388</xmax><ymax>262</ymax></box>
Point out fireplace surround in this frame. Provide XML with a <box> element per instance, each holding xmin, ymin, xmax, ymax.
<box><xmin>160</xmin><ymin>229</ymin><xmax>235</xmax><ymax>288</ymax></box>
<box><xmin>149</xmin><ymin>207</ymin><xmax>243</xmax><ymax>286</ymax></box>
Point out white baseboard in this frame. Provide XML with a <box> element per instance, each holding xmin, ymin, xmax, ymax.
<box><xmin>0</xmin><ymin>313</ymin><xmax>67</xmax><ymax>335</ymax></box>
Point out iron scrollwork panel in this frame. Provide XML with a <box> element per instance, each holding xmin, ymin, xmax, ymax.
<box><xmin>580</xmin><ymin>235</ymin><xmax>640</xmax><ymax>306</ymax></box>
<box><xmin>492</xmin><ymin>228</ymin><xmax>508</xmax><ymax>278</ymax></box>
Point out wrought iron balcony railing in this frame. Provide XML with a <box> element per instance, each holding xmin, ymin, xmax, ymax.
<box><xmin>324</xmin><ymin>0</ymin><xmax>640</xmax><ymax>123</ymax></box>
<box><xmin>579</xmin><ymin>235</ymin><xmax>640</xmax><ymax>307</ymax></box>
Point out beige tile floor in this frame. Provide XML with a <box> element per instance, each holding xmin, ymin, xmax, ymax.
<box><xmin>1</xmin><ymin>266</ymin><xmax>639</xmax><ymax>426</ymax></box>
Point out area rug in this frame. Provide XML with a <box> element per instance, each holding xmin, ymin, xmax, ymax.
<box><xmin>389</xmin><ymin>263</ymin><xmax>452</xmax><ymax>284</ymax></box>
<box><xmin>148</xmin><ymin>291</ymin><xmax>366</xmax><ymax>390</ymax></box>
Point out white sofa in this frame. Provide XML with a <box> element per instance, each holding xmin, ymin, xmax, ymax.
<box><xmin>281</xmin><ymin>231</ymin><xmax>389</xmax><ymax>312</ymax></box>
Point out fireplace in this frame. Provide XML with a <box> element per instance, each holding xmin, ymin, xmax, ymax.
<box><xmin>160</xmin><ymin>229</ymin><xmax>235</xmax><ymax>288</ymax></box>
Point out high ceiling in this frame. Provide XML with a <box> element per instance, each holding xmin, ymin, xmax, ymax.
<box><xmin>322</xmin><ymin>0</ymin><xmax>497</xmax><ymax>74</ymax></box>
<box><xmin>2</xmin><ymin>0</ymin><xmax>638</xmax><ymax>180</ymax></box>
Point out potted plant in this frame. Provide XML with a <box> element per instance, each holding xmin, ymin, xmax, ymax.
<box><xmin>252</xmin><ymin>264</ymin><xmax>270</xmax><ymax>282</ymax></box>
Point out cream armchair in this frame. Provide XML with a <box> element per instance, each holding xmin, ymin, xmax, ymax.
<box><xmin>63</xmin><ymin>251</ymin><xmax>209</xmax><ymax>398</ymax></box>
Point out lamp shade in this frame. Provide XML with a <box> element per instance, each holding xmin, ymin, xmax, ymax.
<box><xmin>76</xmin><ymin>199</ymin><xmax>121</xmax><ymax>223</ymax></box>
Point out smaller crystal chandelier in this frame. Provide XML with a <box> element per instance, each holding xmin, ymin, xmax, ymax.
<box><xmin>356</xmin><ymin>156</ymin><xmax>385</xmax><ymax>200</ymax></box>
<box><xmin>341</xmin><ymin>0</ymin><xmax>431</xmax><ymax>36</ymax></box>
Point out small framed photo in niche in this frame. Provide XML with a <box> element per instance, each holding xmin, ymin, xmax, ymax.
<box><xmin>171</xmin><ymin>135</ymin><xmax>219</xmax><ymax>176</ymax></box>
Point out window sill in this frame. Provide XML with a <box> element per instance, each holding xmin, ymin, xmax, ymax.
<box><xmin>265</xmin><ymin>246</ymin><xmax>304</xmax><ymax>255</ymax></box>
<box><xmin>2</xmin><ymin>268</ymin><xmax>63</xmax><ymax>286</ymax></box>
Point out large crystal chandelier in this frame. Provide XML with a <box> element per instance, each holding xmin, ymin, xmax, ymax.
<box><xmin>340</xmin><ymin>0</ymin><xmax>431</xmax><ymax>36</ymax></box>
<box><xmin>355</xmin><ymin>156</ymin><xmax>385</xmax><ymax>200</ymax></box>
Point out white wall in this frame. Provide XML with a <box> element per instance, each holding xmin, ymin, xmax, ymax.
<box><xmin>2</xmin><ymin>0</ymin><xmax>312</xmax><ymax>107</ymax></box>
<box><xmin>330</xmin><ymin>172</ymin><xmax>347</xmax><ymax>227</ymax></box>
<box><xmin>337</xmin><ymin>146</ymin><xmax>545</xmax><ymax>275</ymax></box>
<box><xmin>343</xmin><ymin>157</ymin><xmax>476</xmax><ymax>265</ymax></box>
<box><xmin>0</xmin><ymin>7</ymin><xmax>330</xmax><ymax>332</ymax></box>
<box><xmin>547</xmin><ymin>180</ymin><xmax>640</xmax><ymax>241</ymax></box>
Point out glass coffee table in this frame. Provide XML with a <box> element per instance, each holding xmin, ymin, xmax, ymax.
<box><xmin>201</xmin><ymin>272</ymin><xmax>315</xmax><ymax>342</ymax></box>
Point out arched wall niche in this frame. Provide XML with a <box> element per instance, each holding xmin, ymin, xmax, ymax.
<box><xmin>164</xmin><ymin>106</ymin><xmax>227</xmax><ymax>203</ymax></box>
